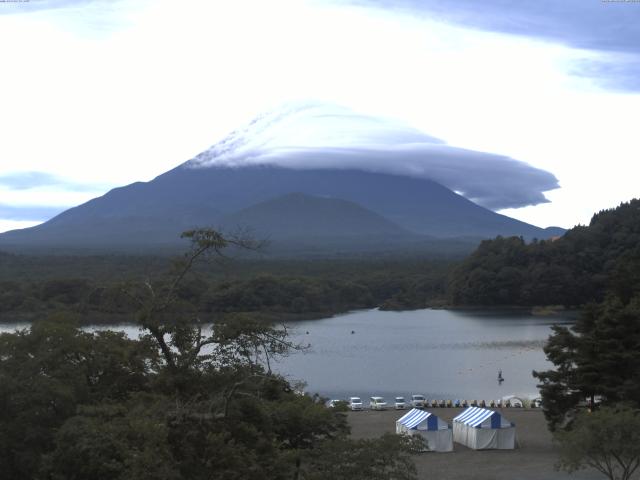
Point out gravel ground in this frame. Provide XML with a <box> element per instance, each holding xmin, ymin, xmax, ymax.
<box><xmin>347</xmin><ymin>408</ymin><xmax>604</xmax><ymax>480</ymax></box>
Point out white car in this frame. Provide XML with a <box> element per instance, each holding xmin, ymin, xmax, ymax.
<box><xmin>410</xmin><ymin>394</ymin><xmax>426</xmax><ymax>408</ymax></box>
<box><xmin>394</xmin><ymin>396</ymin><xmax>406</xmax><ymax>410</ymax></box>
<box><xmin>349</xmin><ymin>397</ymin><xmax>363</xmax><ymax>411</ymax></box>
<box><xmin>326</xmin><ymin>399</ymin><xmax>345</xmax><ymax>408</ymax></box>
<box><xmin>369</xmin><ymin>396</ymin><xmax>387</xmax><ymax>410</ymax></box>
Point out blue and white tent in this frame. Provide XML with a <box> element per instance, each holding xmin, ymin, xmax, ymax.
<box><xmin>453</xmin><ymin>407</ymin><xmax>516</xmax><ymax>450</ymax></box>
<box><xmin>396</xmin><ymin>408</ymin><xmax>453</xmax><ymax>452</ymax></box>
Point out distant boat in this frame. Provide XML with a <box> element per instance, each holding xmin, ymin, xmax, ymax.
<box><xmin>498</xmin><ymin>370</ymin><xmax>504</xmax><ymax>383</ymax></box>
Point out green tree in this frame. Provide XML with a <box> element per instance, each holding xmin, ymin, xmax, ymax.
<box><xmin>42</xmin><ymin>399</ymin><xmax>180</xmax><ymax>480</ymax></box>
<box><xmin>534</xmin><ymin>294</ymin><xmax>640</xmax><ymax>430</ymax></box>
<box><xmin>556</xmin><ymin>406</ymin><xmax>640</xmax><ymax>480</ymax></box>
<box><xmin>0</xmin><ymin>316</ymin><xmax>152</xmax><ymax>480</ymax></box>
<box><xmin>302</xmin><ymin>434</ymin><xmax>420</xmax><ymax>480</ymax></box>
<box><xmin>1</xmin><ymin>229</ymin><xmax>420</xmax><ymax>479</ymax></box>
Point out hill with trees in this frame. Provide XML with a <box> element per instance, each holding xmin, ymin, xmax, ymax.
<box><xmin>449</xmin><ymin>199</ymin><xmax>640</xmax><ymax>307</ymax></box>
<box><xmin>0</xmin><ymin>252</ymin><xmax>451</xmax><ymax>324</ymax></box>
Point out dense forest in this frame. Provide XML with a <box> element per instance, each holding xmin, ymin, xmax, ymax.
<box><xmin>3</xmin><ymin>199</ymin><xmax>640</xmax><ymax>323</ymax></box>
<box><xmin>0</xmin><ymin>253</ymin><xmax>451</xmax><ymax>324</ymax></box>
<box><xmin>0</xmin><ymin>231</ymin><xmax>420</xmax><ymax>480</ymax></box>
<box><xmin>449</xmin><ymin>199</ymin><xmax>640</xmax><ymax>307</ymax></box>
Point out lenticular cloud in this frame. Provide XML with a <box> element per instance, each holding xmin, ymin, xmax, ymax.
<box><xmin>187</xmin><ymin>102</ymin><xmax>559</xmax><ymax>210</ymax></box>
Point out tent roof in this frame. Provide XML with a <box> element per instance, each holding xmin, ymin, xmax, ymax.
<box><xmin>397</xmin><ymin>409</ymin><xmax>435</xmax><ymax>429</ymax></box>
<box><xmin>453</xmin><ymin>407</ymin><xmax>506</xmax><ymax>428</ymax></box>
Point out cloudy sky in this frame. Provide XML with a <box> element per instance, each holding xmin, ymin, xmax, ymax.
<box><xmin>1</xmin><ymin>0</ymin><xmax>639</xmax><ymax>233</ymax></box>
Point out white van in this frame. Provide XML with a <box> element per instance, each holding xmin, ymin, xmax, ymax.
<box><xmin>410</xmin><ymin>394</ymin><xmax>426</xmax><ymax>408</ymax></box>
<box><xmin>349</xmin><ymin>397</ymin><xmax>363</xmax><ymax>411</ymax></box>
<box><xmin>369</xmin><ymin>396</ymin><xmax>387</xmax><ymax>410</ymax></box>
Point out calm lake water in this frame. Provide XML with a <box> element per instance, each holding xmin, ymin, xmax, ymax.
<box><xmin>275</xmin><ymin>308</ymin><xmax>573</xmax><ymax>402</ymax></box>
<box><xmin>0</xmin><ymin>308</ymin><xmax>573</xmax><ymax>402</ymax></box>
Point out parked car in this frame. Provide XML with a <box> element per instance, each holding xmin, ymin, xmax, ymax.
<box><xmin>394</xmin><ymin>396</ymin><xmax>406</xmax><ymax>410</ymax></box>
<box><xmin>410</xmin><ymin>394</ymin><xmax>426</xmax><ymax>408</ymax></box>
<box><xmin>326</xmin><ymin>399</ymin><xmax>347</xmax><ymax>409</ymax></box>
<box><xmin>370</xmin><ymin>396</ymin><xmax>388</xmax><ymax>410</ymax></box>
<box><xmin>349</xmin><ymin>397</ymin><xmax>363</xmax><ymax>411</ymax></box>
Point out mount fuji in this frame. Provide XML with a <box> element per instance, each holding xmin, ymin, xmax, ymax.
<box><xmin>0</xmin><ymin>103</ymin><xmax>564</xmax><ymax>254</ymax></box>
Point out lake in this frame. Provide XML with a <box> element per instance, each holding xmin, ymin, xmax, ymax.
<box><xmin>0</xmin><ymin>308</ymin><xmax>573</xmax><ymax>402</ymax></box>
<box><xmin>274</xmin><ymin>308</ymin><xmax>573</xmax><ymax>402</ymax></box>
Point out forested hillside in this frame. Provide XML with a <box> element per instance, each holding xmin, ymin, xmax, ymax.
<box><xmin>0</xmin><ymin>255</ymin><xmax>450</xmax><ymax>323</ymax></box>
<box><xmin>449</xmin><ymin>199</ymin><xmax>640</xmax><ymax>306</ymax></box>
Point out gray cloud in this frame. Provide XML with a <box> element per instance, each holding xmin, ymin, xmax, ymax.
<box><xmin>188</xmin><ymin>102</ymin><xmax>559</xmax><ymax>210</ymax></box>
<box><xmin>0</xmin><ymin>0</ymin><xmax>96</xmax><ymax>16</ymax></box>
<box><xmin>255</xmin><ymin>146</ymin><xmax>556</xmax><ymax>210</ymax></box>
<box><xmin>0</xmin><ymin>171</ymin><xmax>106</xmax><ymax>191</ymax></box>
<box><xmin>0</xmin><ymin>0</ymin><xmax>134</xmax><ymax>37</ymax></box>
<box><xmin>347</xmin><ymin>0</ymin><xmax>640</xmax><ymax>91</ymax></box>
<box><xmin>569</xmin><ymin>56</ymin><xmax>640</xmax><ymax>92</ymax></box>
<box><xmin>0</xmin><ymin>204</ymin><xmax>65</xmax><ymax>221</ymax></box>
<box><xmin>0</xmin><ymin>172</ymin><xmax>61</xmax><ymax>190</ymax></box>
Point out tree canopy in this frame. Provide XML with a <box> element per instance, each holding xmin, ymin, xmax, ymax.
<box><xmin>534</xmin><ymin>293</ymin><xmax>640</xmax><ymax>430</ymax></box>
<box><xmin>449</xmin><ymin>199</ymin><xmax>640</xmax><ymax>307</ymax></box>
<box><xmin>555</xmin><ymin>406</ymin><xmax>640</xmax><ymax>480</ymax></box>
<box><xmin>0</xmin><ymin>229</ymin><xmax>419</xmax><ymax>480</ymax></box>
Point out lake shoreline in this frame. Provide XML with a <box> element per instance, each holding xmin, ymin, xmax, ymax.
<box><xmin>0</xmin><ymin>305</ymin><xmax>580</xmax><ymax>326</ymax></box>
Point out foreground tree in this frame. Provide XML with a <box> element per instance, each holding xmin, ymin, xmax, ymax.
<box><xmin>0</xmin><ymin>317</ymin><xmax>152</xmax><ymax>480</ymax></box>
<box><xmin>534</xmin><ymin>293</ymin><xmax>640</xmax><ymax>430</ymax></box>
<box><xmin>556</xmin><ymin>406</ymin><xmax>640</xmax><ymax>480</ymax></box>
<box><xmin>1</xmin><ymin>229</ymin><xmax>419</xmax><ymax>480</ymax></box>
<box><xmin>302</xmin><ymin>434</ymin><xmax>421</xmax><ymax>480</ymax></box>
<box><xmin>41</xmin><ymin>399</ymin><xmax>180</xmax><ymax>480</ymax></box>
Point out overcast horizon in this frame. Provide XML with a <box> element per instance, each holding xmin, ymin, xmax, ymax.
<box><xmin>1</xmin><ymin>0</ymin><xmax>639</xmax><ymax>234</ymax></box>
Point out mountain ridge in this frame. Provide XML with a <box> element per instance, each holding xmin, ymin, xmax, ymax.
<box><xmin>0</xmin><ymin>164</ymin><xmax>565</xmax><ymax>253</ymax></box>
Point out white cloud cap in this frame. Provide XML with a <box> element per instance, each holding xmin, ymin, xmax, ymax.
<box><xmin>188</xmin><ymin>102</ymin><xmax>559</xmax><ymax>210</ymax></box>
